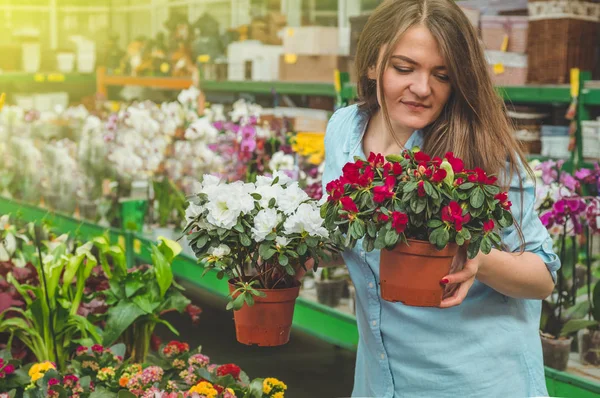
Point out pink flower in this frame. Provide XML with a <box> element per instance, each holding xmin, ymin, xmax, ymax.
<box><xmin>3</xmin><ymin>364</ymin><xmax>14</xmax><ymax>375</ymax></box>
<box><xmin>48</xmin><ymin>378</ymin><xmax>60</xmax><ymax>386</ymax></box>
<box><xmin>91</xmin><ymin>344</ymin><xmax>104</xmax><ymax>353</ymax></box>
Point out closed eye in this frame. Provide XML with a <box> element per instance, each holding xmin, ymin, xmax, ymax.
<box><xmin>436</xmin><ymin>74</ymin><xmax>450</xmax><ymax>82</ymax></box>
<box><xmin>393</xmin><ymin>66</ymin><xmax>412</xmax><ymax>73</ymax></box>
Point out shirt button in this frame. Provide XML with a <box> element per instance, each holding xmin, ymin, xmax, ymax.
<box><xmin>372</xmin><ymin>320</ymin><xmax>377</xmax><ymax>326</ymax></box>
<box><xmin>380</xmin><ymin>353</ymin><xmax>385</xmax><ymax>360</ymax></box>
<box><xmin>368</xmin><ymin>282</ymin><xmax>374</xmax><ymax>288</ymax></box>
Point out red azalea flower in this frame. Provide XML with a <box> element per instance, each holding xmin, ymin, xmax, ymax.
<box><xmin>454</xmin><ymin>177</ymin><xmax>464</xmax><ymax>186</ymax></box>
<box><xmin>467</xmin><ymin>173</ymin><xmax>478</xmax><ymax>183</ymax></box>
<box><xmin>326</xmin><ymin>179</ymin><xmax>345</xmax><ymax>202</ymax></box>
<box><xmin>3</xmin><ymin>364</ymin><xmax>14</xmax><ymax>375</ymax></box>
<box><xmin>417</xmin><ymin>181</ymin><xmax>426</xmax><ymax>197</ymax></box>
<box><xmin>414</xmin><ymin>151</ymin><xmax>430</xmax><ymax>163</ymax></box>
<box><xmin>342</xmin><ymin>161</ymin><xmax>364</xmax><ymax>184</ymax></box>
<box><xmin>495</xmin><ymin>192</ymin><xmax>512</xmax><ymax>210</ymax></box>
<box><xmin>431</xmin><ymin>168</ymin><xmax>447</xmax><ymax>183</ymax></box>
<box><xmin>486</xmin><ymin>176</ymin><xmax>498</xmax><ymax>184</ymax></box>
<box><xmin>214</xmin><ymin>385</ymin><xmax>225</xmax><ymax>394</ymax></box>
<box><xmin>368</xmin><ymin>152</ymin><xmax>385</xmax><ymax>168</ymax></box>
<box><xmin>373</xmin><ymin>176</ymin><xmax>396</xmax><ymax>203</ymax></box>
<box><xmin>483</xmin><ymin>219</ymin><xmax>495</xmax><ymax>232</ymax></box>
<box><xmin>423</xmin><ymin>167</ymin><xmax>433</xmax><ymax>178</ymax></box>
<box><xmin>392</xmin><ymin>163</ymin><xmax>403</xmax><ymax>175</ymax></box>
<box><xmin>383</xmin><ymin>162</ymin><xmax>392</xmax><ymax>176</ymax></box>
<box><xmin>91</xmin><ymin>344</ymin><xmax>104</xmax><ymax>353</ymax></box>
<box><xmin>376</xmin><ymin>212</ymin><xmax>390</xmax><ymax>223</ymax></box>
<box><xmin>444</xmin><ymin>152</ymin><xmax>464</xmax><ymax>173</ymax></box>
<box><xmin>431</xmin><ymin>157</ymin><xmax>443</xmax><ymax>167</ymax></box>
<box><xmin>474</xmin><ymin>167</ymin><xmax>487</xmax><ymax>183</ymax></box>
<box><xmin>216</xmin><ymin>364</ymin><xmax>241</xmax><ymax>380</ymax></box>
<box><xmin>340</xmin><ymin>197</ymin><xmax>359</xmax><ymax>213</ymax></box>
<box><xmin>391</xmin><ymin>212</ymin><xmax>409</xmax><ymax>233</ymax></box>
<box><xmin>442</xmin><ymin>201</ymin><xmax>470</xmax><ymax>231</ymax></box>
<box><xmin>358</xmin><ymin>166</ymin><xmax>375</xmax><ymax>187</ymax></box>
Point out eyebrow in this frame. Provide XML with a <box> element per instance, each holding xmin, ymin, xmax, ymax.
<box><xmin>390</xmin><ymin>55</ymin><xmax>447</xmax><ymax>70</ymax></box>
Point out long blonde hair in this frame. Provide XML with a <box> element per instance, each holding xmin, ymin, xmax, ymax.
<box><xmin>355</xmin><ymin>0</ymin><xmax>531</xmax><ymax>188</ymax></box>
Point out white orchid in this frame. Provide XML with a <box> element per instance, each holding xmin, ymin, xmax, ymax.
<box><xmin>269</xmin><ymin>151</ymin><xmax>295</xmax><ymax>172</ymax></box>
<box><xmin>178</xmin><ymin>86</ymin><xmax>201</xmax><ymax>107</ymax></box>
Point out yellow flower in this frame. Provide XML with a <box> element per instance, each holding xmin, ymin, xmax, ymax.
<box><xmin>30</xmin><ymin>372</ymin><xmax>43</xmax><ymax>382</ymax></box>
<box><xmin>28</xmin><ymin>364</ymin><xmax>40</xmax><ymax>377</ymax></box>
<box><xmin>272</xmin><ymin>392</ymin><xmax>285</xmax><ymax>398</ymax></box>
<box><xmin>263</xmin><ymin>378</ymin><xmax>287</xmax><ymax>395</ymax></box>
<box><xmin>0</xmin><ymin>93</ymin><xmax>5</xmax><ymax>111</ymax></box>
<box><xmin>225</xmin><ymin>388</ymin><xmax>236</xmax><ymax>396</ymax></box>
<box><xmin>189</xmin><ymin>381</ymin><xmax>218</xmax><ymax>398</ymax></box>
<box><xmin>38</xmin><ymin>362</ymin><xmax>55</xmax><ymax>372</ymax></box>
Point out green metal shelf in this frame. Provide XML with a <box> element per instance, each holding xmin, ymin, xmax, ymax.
<box><xmin>2</xmin><ymin>195</ymin><xmax>600</xmax><ymax>396</ymax></box>
<box><xmin>0</xmin><ymin>72</ymin><xmax>95</xmax><ymax>84</ymax></box>
<box><xmin>201</xmin><ymin>80</ymin><xmax>337</xmax><ymax>97</ymax></box>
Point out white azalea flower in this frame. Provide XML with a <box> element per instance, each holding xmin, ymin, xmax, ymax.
<box><xmin>275</xmin><ymin>236</ymin><xmax>290</xmax><ymax>247</ymax></box>
<box><xmin>272</xmin><ymin>170</ymin><xmax>293</xmax><ymax>187</ymax></box>
<box><xmin>185</xmin><ymin>203</ymin><xmax>203</xmax><ymax>220</ymax></box>
<box><xmin>255</xmin><ymin>175</ymin><xmax>274</xmax><ymax>187</ymax></box>
<box><xmin>278</xmin><ymin>182</ymin><xmax>309</xmax><ymax>215</ymax></box>
<box><xmin>284</xmin><ymin>203</ymin><xmax>329</xmax><ymax>238</ymax></box>
<box><xmin>254</xmin><ymin>184</ymin><xmax>284</xmax><ymax>208</ymax></box>
<box><xmin>209</xmin><ymin>244</ymin><xmax>231</xmax><ymax>258</ymax></box>
<box><xmin>252</xmin><ymin>208</ymin><xmax>281</xmax><ymax>242</ymax></box>
<box><xmin>269</xmin><ymin>151</ymin><xmax>295</xmax><ymax>172</ymax></box>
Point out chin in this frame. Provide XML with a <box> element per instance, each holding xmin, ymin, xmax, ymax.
<box><xmin>390</xmin><ymin>114</ymin><xmax>434</xmax><ymax>131</ymax></box>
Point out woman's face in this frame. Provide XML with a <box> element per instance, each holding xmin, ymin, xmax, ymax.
<box><xmin>370</xmin><ymin>24</ymin><xmax>452</xmax><ymax>131</ymax></box>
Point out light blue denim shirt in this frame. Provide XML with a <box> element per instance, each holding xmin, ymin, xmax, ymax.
<box><xmin>322</xmin><ymin>105</ymin><xmax>561</xmax><ymax>398</ymax></box>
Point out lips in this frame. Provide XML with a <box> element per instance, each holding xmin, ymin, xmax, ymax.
<box><xmin>402</xmin><ymin>101</ymin><xmax>430</xmax><ymax>109</ymax></box>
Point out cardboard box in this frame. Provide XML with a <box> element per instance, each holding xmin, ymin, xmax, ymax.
<box><xmin>227</xmin><ymin>41</ymin><xmax>282</xmax><ymax>81</ymax></box>
<box><xmin>279</xmin><ymin>55</ymin><xmax>348</xmax><ymax>83</ymax></box>
<box><xmin>283</xmin><ymin>27</ymin><xmax>340</xmax><ymax>55</ymax></box>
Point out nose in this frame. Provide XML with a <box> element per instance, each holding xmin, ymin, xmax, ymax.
<box><xmin>409</xmin><ymin>72</ymin><xmax>432</xmax><ymax>98</ymax></box>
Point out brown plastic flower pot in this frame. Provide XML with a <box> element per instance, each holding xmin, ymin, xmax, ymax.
<box><xmin>379</xmin><ymin>239</ymin><xmax>458</xmax><ymax>307</ymax></box>
<box><xmin>228</xmin><ymin>280</ymin><xmax>300</xmax><ymax>347</ymax></box>
<box><xmin>541</xmin><ymin>333</ymin><xmax>572</xmax><ymax>371</ymax></box>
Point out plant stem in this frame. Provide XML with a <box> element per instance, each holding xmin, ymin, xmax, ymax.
<box><xmin>35</xmin><ymin>227</ymin><xmax>59</xmax><ymax>367</ymax></box>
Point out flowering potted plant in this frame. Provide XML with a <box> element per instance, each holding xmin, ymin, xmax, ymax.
<box><xmin>183</xmin><ymin>172</ymin><xmax>333</xmax><ymax>346</ymax></box>
<box><xmin>322</xmin><ymin>149</ymin><xmax>514</xmax><ymax>307</ymax></box>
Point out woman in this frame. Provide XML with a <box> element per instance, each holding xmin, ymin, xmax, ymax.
<box><xmin>322</xmin><ymin>0</ymin><xmax>560</xmax><ymax>397</ymax></box>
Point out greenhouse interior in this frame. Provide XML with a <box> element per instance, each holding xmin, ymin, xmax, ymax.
<box><xmin>0</xmin><ymin>0</ymin><xmax>599</xmax><ymax>397</ymax></box>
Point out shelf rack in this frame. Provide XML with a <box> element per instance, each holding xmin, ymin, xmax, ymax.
<box><xmin>0</xmin><ymin>195</ymin><xmax>599</xmax><ymax>397</ymax></box>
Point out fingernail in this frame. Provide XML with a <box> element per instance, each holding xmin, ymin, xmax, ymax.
<box><xmin>440</xmin><ymin>278</ymin><xmax>449</xmax><ymax>285</ymax></box>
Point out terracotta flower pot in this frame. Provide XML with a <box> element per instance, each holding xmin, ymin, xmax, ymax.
<box><xmin>228</xmin><ymin>280</ymin><xmax>300</xmax><ymax>347</ymax></box>
<box><xmin>540</xmin><ymin>333</ymin><xmax>572</xmax><ymax>371</ymax></box>
<box><xmin>379</xmin><ymin>239</ymin><xmax>458</xmax><ymax>307</ymax></box>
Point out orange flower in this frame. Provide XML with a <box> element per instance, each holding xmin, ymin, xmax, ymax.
<box><xmin>119</xmin><ymin>376</ymin><xmax>129</xmax><ymax>387</ymax></box>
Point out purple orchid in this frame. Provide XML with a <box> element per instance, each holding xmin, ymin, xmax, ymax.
<box><xmin>560</xmin><ymin>173</ymin><xmax>580</xmax><ymax>192</ymax></box>
<box><xmin>213</xmin><ymin>121</ymin><xmax>225</xmax><ymax>131</ymax></box>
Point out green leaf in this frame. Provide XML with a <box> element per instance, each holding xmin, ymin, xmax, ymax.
<box><xmin>103</xmin><ymin>301</ymin><xmax>146</xmax><ymax>346</ymax></box>
<box><xmin>423</xmin><ymin>181</ymin><xmax>434</xmax><ymax>196</ymax></box>
<box><xmin>404</xmin><ymin>182</ymin><xmax>418</xmax><ymax>193</ymax></box>
<box><xmin>483</xmin><ymin>185</ymin><xmax>500</xmax><ymax>196</ymax></box>
<box><xmin>279</xmin><ymin>254</ymin><xmax>289</xmax><ymax>266</ymax></box>
<box><xmin>233</xmin><ymin>222</ymin><xmax>245</xmax><ymax>233</ymax></box>
<box><xmin>480</xmin><ymin>237</ymin><xmax>492</xmax><ymax>254</ymax></box>
<box><xmin>470</xmin><ymin>187</ymin><xmax>485</xmax><ymax>209</ymax></box>
<box><xmin>232</xmin><ymin>294</ymin><xmax>246</xmax><ymax>311</ymax></box>
<box><xmin>269</xmin><ymin>197</ymin><xmax>277</xmax><ymax>208</ymax></box>
<box><xmin>240</xmin><ymin>234</ymin><xmax>251</xmax><ymax>247</ymax></box>
<box><xmin>429</xmin><ymin>227</ymin><xmax>449</xmax><ymax>250</ymax></box>
<box><xmin>385</xmin><ymin>154</ymin><xmax>404</xmax><ymax>163</ymax></box>
<box><xmin>247</xmin><ymin>378</ymin><xmax>265</xmax><ymax>398</ymax></box>
<box><xmin>366</xmin><ymin>221</ymin><xmax>377</xmax><ymax>238</ymax></box>
<box><xmin>455</xmin><ymin>234</ymin><xmax>465</xmax><ymax>246</ymax></box>
<box><xmin>251</xmin><ymin>193</ymin><xmax>262</xmax><ymax>201</ymax></box>
<box><xmin>561</xmin><ymin>319</ymin><xmax>599</xmax><ymax>337</ymax></box>
<box><xmin>593</xmin><ymin>281</ymin><xmax>600</xmax><ymax>322</ymax></box>
<box><xmin>132</xmin><ymin>295</ymin><xmax>156</xmax><ymax>314</ymax></box>
<box><xmin>363</xmin><ymin>237</ymin><xmax>375</xmax><ymax>253</ymax></box>
<box><xmin>151</xmin><ymin>244</ymin><xmax>173</xmax><ymax>298</ymax></box>
<box><xmin>385</xmin><ymin>229</ymin><xmax>399</xmax><ymax>247</ymax></box>
<box><xmin>467</xmin><ymin>239</ymin><xmax>481</xmax><ymax>260</ymax></box>
<box><xmin>306</xmin><ymin>237</ymin><xmax>318</xmax><ymax>247</ymax></box>
<box><xmin>459</xmin><ymin>182</ymin><xmax>475</xmax><ymax>190</ymax></box>
<box><xmin>89</xmin><ymin>388</ymin><xmax>118</xmax><ymax>398</ymax></box>
<box><xmin>427</xmin><ymin>219</ymin><xmax>443</xmax><ymax>228</ymax></box>
<box><xmin>117</xmin><ymin>391</ymin><xmax>137</xmax><ymax>398</ymax></box>
<box><xmin>195</xmin><ymin>234</ymin><xmax>209</xmax><ymax>249</ymax></box>
<box><xmin>125</xmin><ymin>276</ymin><xmax>145</xmax><ymax>298</ymax></box>
<box><xmin>354</xmin><ymin>221</ymin><xmax>366</xmax><ymax>239</ymax></box>
<box><xmin>298</xmin><ymin>243</ymin><xmax>308</xmax><ymax>256</ymax></box>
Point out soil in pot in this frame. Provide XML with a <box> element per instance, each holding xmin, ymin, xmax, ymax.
<box><xmin>315</xmin><ymin>279</ymin><xmax>346</xmax><ymax>308</ymax></box>
<box><xmin>540</xmin><ymin>333</ymin><xmax>573</xmax><ymax>371</ymax></box>
<box><xmin>228</xmin><ymin>280</ymin><xmax>300</xmax><ymax>347</ymax></box>
<box><xmin>578</xmin><ymin>328</ymin><xmax>600</xmax><ymax>366</ymax></box>
<box><xmin>379</xmin><ymin>239</ymin><xmax>458</xmax><ymax>307</ymax></box>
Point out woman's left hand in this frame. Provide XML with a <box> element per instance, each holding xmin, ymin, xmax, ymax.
<box><xmin>439</xmin><ymin>250</ymin><xmax>485</xmax><ymax>308</ymax></box>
